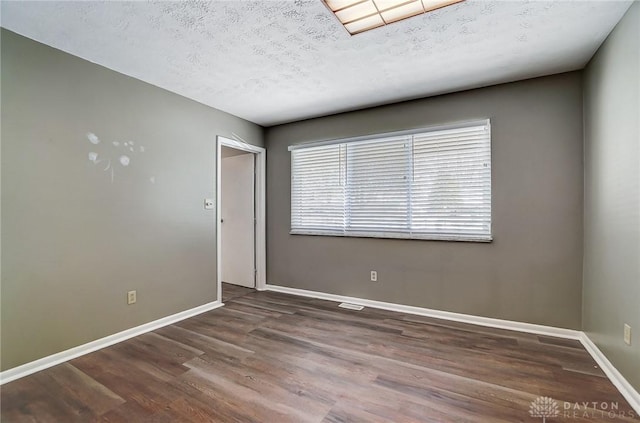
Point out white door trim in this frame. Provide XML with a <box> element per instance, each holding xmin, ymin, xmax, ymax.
<box><xmin>216</xmin><ymin>136</ymin><xmax>266</xmax><ymax>302</ymax></box>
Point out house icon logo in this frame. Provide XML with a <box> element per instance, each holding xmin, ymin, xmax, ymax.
<box><xmin>530</xmin><ymin>396</ymin><xmax>560</xmax><ymax>422</ymax></box>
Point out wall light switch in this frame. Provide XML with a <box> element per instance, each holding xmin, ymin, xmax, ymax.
<box><xmin>204</xmin><ymin>199</ymin><xmax>214</xmax><ymax>210</ymax></box>
<box><xmin>127</xmin><ymin>290</ymin><xmax>137</xmax><ymax>305</ymax></box>
<box><xmin>624</xmin><ymin>324</ymin><xmax>632</xmax><ymax>346</ymax></box>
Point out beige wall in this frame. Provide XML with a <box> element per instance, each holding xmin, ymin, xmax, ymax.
<box><xmin>583</xmin><ymin>3</ymin><xmax>640</xmax><ymax>391</ymax></box>
<box><xmin>266</xmin><ymin>72</ymin><xmax>584</xmax><ymax>329</ymax></box>
<box><xmin>0</xmin><ymin>30</ymin><xmax>263</xmax><ymax>371</ymax></box>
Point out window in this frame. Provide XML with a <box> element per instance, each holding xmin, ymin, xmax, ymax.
<box><xmin>290</xmin><ymin>120</ymin><xmax>491</xmax><ymax>242</ymax></box>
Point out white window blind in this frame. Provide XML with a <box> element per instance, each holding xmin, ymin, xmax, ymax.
<box><xmin>291</xmin><ymin>144</ymin><xmax>345</xmax><ymax>234</ymax></box>
<box><xmin>346</xmin><ymin>135</ymin><xmax>411</xmax><ymax>235</ymax></box>
<box><xmin>290</xmin><ymin>120</ymin><xmax>491</xmax><ymax>242</ymax></box>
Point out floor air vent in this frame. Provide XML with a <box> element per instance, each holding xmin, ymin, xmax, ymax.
<box><xmin>338</xmin><ymin>303</ymin><xmax>364</xmax><ymax>311</ymax></box>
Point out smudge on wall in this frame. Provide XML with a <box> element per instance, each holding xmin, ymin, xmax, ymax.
<box><xmin>86</xmin><ymin>132</ymin><xmax>154</xmax><ymax>184</ymax></box>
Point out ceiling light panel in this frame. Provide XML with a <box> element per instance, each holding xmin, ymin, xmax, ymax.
<box><xmin>323</xmin><ymin>0</ymin><xmax>465</xmax><ymax>35</ymax></box>
<box><xmin>422</xmin><ymin>0</ymin><xmax>465</xmax><ymax>13</ymax></box>
<box><xmin>374</xmin><ymin>0</ymin><xmax>416</xmax><ymax>13</ymax></box>
<box><xmin>344</xmin><ymin>14</ymin><xmax>385</xmax><ymax>34</ymax></box>
<box><xmin>325</xmin><ymin>0</ymin><xmax>366</xmax><ymax>11</ymax></box>
<box><xmin>335</xmin><ymin>1</ymin><xmax>378</xmax><ymax>24</ymax></box>
<box><xmin>381</xmin><ymin>1</ymin><xmax>423</xmax><ymax>24</ymax></box>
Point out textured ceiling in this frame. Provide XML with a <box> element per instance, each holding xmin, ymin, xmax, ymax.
<box><xmin>0</xmin><ymin>0</ymin><xmax>632</xmax><ymax>126</ymax></box>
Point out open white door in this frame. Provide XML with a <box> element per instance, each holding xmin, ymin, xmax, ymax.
<box><xmin>221</xmin><ymin>152</ymin><xmax>255</xmax><ymax>288</ymax></box>
<box><xmin>216</xmin><ymin>135</ymin><xmax>266</xmax><ymax>302</ymax></box>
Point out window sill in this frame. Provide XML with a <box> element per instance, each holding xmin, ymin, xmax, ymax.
<box><xmin>289</xmin><ymin>230</ymin><xmax>493</xmax><ymax>243</ymax></box>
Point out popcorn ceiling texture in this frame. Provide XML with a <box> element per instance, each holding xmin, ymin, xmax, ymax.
<box><xmin>0</xmin><ymin>0</ymin><xmax>632</xmax><ymax>126</ymax></box>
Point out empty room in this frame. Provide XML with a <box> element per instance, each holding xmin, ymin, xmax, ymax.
<box><xmin>1</xmin><ymin>0</ymin><xmax>639</xmax><ymax>421</ymax></box>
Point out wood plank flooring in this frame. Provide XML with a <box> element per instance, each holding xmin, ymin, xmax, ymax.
<box><xmin>1</xmin><ymin>289</ymin><xmax>637</xmax><ymax>422</ymax></box>
<box><xmin>222</xmin><ymin>283</ymin><xmax>255</xmax><ymax>302</ymax></box>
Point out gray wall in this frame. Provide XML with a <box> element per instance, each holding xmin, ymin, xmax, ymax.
<box><xmin>0</xmin><ymin>29</ymin><xmax>263</xmax><ymax>371</ymax></box>
<box><xmin>583</xmin><ymin>3</ymin><xmax>640</xmax><ymax>391</ymax></box>
<box><xmin>266</xmin><ymin>72</ymin><xmax>584</xmax><ymax>329</ymax></box>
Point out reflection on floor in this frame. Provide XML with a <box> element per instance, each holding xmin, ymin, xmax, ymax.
<box><xmin>222</xmin><ymin>282</ymin><xmax>255</xmax><ymax>302</ymax></box>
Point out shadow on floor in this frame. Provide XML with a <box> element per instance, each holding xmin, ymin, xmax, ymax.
<box><xmin>222</xmin><ymin>282</ymin><xmax>255</xmax><ymax>302</ymax></box>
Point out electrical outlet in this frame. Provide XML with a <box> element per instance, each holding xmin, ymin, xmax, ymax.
<box><xmin>370</xmin><ymin>270</ymin><xmax>378</xmax><ymax>282</ymax></box>
<box><xmin>624</xmin><ymin>324</ymin><xmax>631</xmax><ymax>346</ymax></box>
<box><xmin>127</xmin><ymin>290</ymin><xmax>137</xmax><ymax>305</ymax></box>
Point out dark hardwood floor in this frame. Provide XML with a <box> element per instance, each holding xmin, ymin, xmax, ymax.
<box><xmin>222</xmin><ymin>282</ymin><xmax>255</xmax><ymax>302</ymax></box>
<box><xmin>1</xmin><ymin>289</ymin><xmax>637</xmax><ymax>422</ymax></box>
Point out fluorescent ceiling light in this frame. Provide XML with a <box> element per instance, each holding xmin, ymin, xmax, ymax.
<box><xmin>323</xmin><ymin>0</ymin><xmax>465</xmax><ymax>35</ymax></box>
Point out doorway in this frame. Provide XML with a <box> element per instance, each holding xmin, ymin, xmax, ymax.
<box><xmin>221</xmin><ymin>146</ymin><xmax>254</xmax><ymax>288</ymax></box>
<box><xmin>216</xmin><ymin>136</ymin><xmax>266</xmax><ymax>303</ymax></box>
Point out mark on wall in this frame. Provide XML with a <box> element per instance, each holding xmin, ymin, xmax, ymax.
<box><xmin>87</xmin><ymin>132</ymin><xmax>100</xmax><ymax>144</ymax></box>
<box><xmin>85</xmin><ymin>132</ymin><xmax>155</xmax><ymax>184</ymax></box>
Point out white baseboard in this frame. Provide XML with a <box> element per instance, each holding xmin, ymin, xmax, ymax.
<box><xmin>0</xmin><ymin>301</ymin><xmax>223</xmax><ymax>385</ymax></box>
<box><xmin>3</xmin><ymin>286</ymin><xmax>638</xmax><ymax>416</ymax></box>
<box><xmin>579</xmin><ymin>333</ymin><xmax>640</xmax><ymax>414</ymax></box>
<box><xmin>265</xmin><ymin>284</ymin><xmax>581</xmax><ymax>339</ymax></box>
<box><xmin>265</xmin><ymin>284</ymin><xmax>640</xmax><ymax>415</ymax></box>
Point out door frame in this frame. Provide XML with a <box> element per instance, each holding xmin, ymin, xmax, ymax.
<box><xmin>216</xmin><ymin>136</ymin><xmax>266</xmax><ymax>303</ymax></box>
